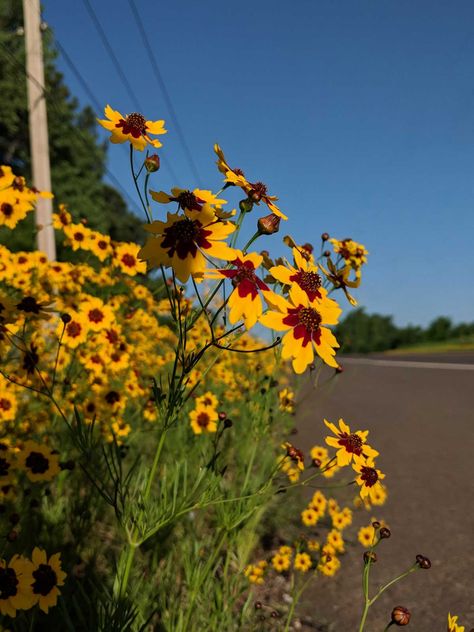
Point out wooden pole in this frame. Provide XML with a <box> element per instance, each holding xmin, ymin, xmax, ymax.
<box><xmin>23</xmin><ymin>0</ymin><xmax>56</xmax><ymax>259</ymax></box>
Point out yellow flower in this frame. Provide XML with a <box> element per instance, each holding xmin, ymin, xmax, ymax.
<box><xmin>29</xmin><ymin>548</ymin><xmax>67</xmax><ymax>613</ymax></box>
<box><xmin>195</xmin><ymin>392</ymin><xmax>219</xmax><ymax>409</ymax></box>
<box><xmin>302</xmin><ymin>508</ymin><xmax>320</xmax><ymax>526</ymax></box>
<box><xmin>205</xmin><ymin>251</ymin><xmax>271</xmax><ymax>329</ymax></box>
<box><xmin>294</xmin><ymin>553</ymin><xmax>312</xmax><ymax>572</ymax></box>
<box><xmin>214</xmin><ymin>144</ymin><xmax>287</xmax><ymax>220</ymax></box>
<box><xmin>307</xmin><ymin>540</ymin><xmax>320</xmax><ymax>552</ymax></box>
<box><xmin>327</xmin><ymin>529</ymin><xmax>345</xmax><ymax>553</ymax></box>
<box><xmin>278</xmin><ymin>388</ymin><xmax>295</xmax><ymax>413</ymax></box>
<box><xmin>329</xmin><ymin>238</ymin><xmax>368</xmax><ymax>270</ymax></box>
<box><xmin>448</xmin><ymin>613</ymin><xmax>465</xmax><ymax>632</ymax></box>
<box><xmin>113</xmin><ymin>242</ymin><xmax>146</xmax><ymax>276</ymax></box>
<box><xmin>189</xmin><ymin>404</ymin><xmax>218</xmax><ymax>434</ymax></box>
<box><xmin>17</xmin><ymin>441</ymin><xmax>60</xmax><ymax>483</ymax></box>
<box><xmin>278</xmin><ymin>546</ymin><xmax>292</xmax><ymax>557</ymax></box>
<box><xmin>352</xmin><ymin>455</ymin><xmax>386</xmax><ymax>503</ymax></box>
<box><xmin>271</xmin><ymin>553</ymin><xmax>291</xmax><ymax>573</ymax></box>
<box><xmin>0</xmin><ymin>391</ymin><xmax>17</xmax><ymax>423</ymax></box>
<box><xmin>150</xmin><ymin>188</ymin><xmax>233</xmax><ymax>219</ymax></box>
<box><xmin>98</xmin><ymin>105</ymin><xmax>166</xmax><ymax>151</ymax></box>
<box><xmin>81</xmin><ymin>296</ymin><xmax>115</xmax><ymax>332</ymax></box>
<box><xmin>58</xmin><ymin>311</ymin><xmax>89</xmax><ymax>349</ymax></box>
<box><xmin>317</xmin><ymin>554</ymin><xmax>340</xmax><ymax>577</ymax></box>
<box><xmin>324</xmin><ymin>418</ymin><xmax>379</xmax><ymax>467</ymax></box>
<box><xmin>260</xmin><ymin>285</ymin><xmax>341</xmax><ymax>372</ymax></box>
<box><xmin>270</xmin><ymin>248</ymin><xmax>324</xmax><ymax>302</ymax></box>
<box><xmin>244</xmin><ymin>563</ymin><xmax>266</xmax><ymax>585</ymax></box>
<box><xmin>0</xmin><ymin>555</ymin><xmax>35</xmax><ymax>617</ymax></box>
<box><xmin>139</xmin><ymin>206</ymin><xmax>236</xmax><ymax>283</ymax></box>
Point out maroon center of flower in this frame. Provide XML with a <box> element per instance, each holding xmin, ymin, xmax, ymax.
<box><xmin>171</xmin><ymin>191</ymin><xmax>202</xmax><ymax>212</ymax></box>
<box><xmin>59</xmin><ymin>211</ymin><xmax>69</xmax><ymax>225</ymax></box>
<box><xmin>88</xmin><ymin>308</ymin><xmax>104</xmax><ymax>324</ymax></box>
<box><xmin>116</xmin><ymin>112</ymin><xmax>147</xmax><ymax>139</ymax></box>
<box><xmin>338</xmin><ymin>432</ymin><xmax>363</xmax><ymax>455</ymax></box>
<box><xmin>105</xmin><ymin>390</ymin><xmax>120</xmax><ymax>405</ymax></box>
<box><xmin>291</xmin><ymin>270</ymin><xmax>322</xmax><ymax>300</ymax></box>
<box><xmin>0</xmin><ymin>457</ymin><xmax>10</xmax><ymax>477</ymax></box>
<box><xmin>25</xmin><ymin>451</ymin><xmax>50</xmax><ymax>474</ymax></box>
<box><xmin>66</xmin><ymin>322</ymin><xmax>82</xmax><ymax>338</ymax></box>
<box><xmin>97</xmin><ymin>240</ymin><xmax>108</xmax><ymax>250</ymax></box>
<box><xmin>298</xmin><ymin>307</ymin><xmax>322</xmax><ymax>331</ymax></box>
<box><xmin>0</xmin><ymin>567</ymin><xmax>18</xmax><ymax>599</ymax></box>
<box><xmin>248</xmin><ymin>181</ymin><xmax>268</xmax><ymax>202</ymax></box>
<box><xmin>161</xmin><ymin>218</ymin><xmax>212</xmax><ymax>260</ymax></box>
<box><xmin>1</xmin><ymin>203</ymin><xmax>13</xmax><ymax>217</ymax></box>
<box><xmin>12</xmin><ymin>177</ymin><xmax>25</xmax><ymax>191</ymax></box>
<box><xmin>0</xmin><ymin>398</ymin><xmax>11</xmax><ymax>411</ymax></box>
<box><xmin>32</xmin><ymin>564</ymin><xmax>57</xmax><ymax>596</ymax></box>
<box><xmin>121</xmin><ymin>253</ymin><xmax>136</xmax><ymax>268</ymax></box>
<box><xmin>106</xmin><ymin>329</ymin><xmax>119</xmax><ymax>344</ymax></box>
<box><xmin>197</xmin><ymin>412</ymin><xmax>210</xmax><ymax>427</ymax></box>
<box><xmin>360</xmin><ymin>465</ymin><xmax>378</xmax><ymax>487</ymax></box>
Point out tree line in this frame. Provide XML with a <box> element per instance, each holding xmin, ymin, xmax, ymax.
<box><xmin>335</xmin><ymin>309</ymin><xmax>474</xmax><ymax>353</ymax></box>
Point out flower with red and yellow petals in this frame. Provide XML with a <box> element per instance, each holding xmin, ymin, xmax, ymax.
<box><xmin>150</xmin><ymin>188</ymin><xmax>233</xmax><ymax>219</ymax></box>
<box><xmin>324</xmin><ymin>418</ymin><xmax>379</xmax><ymax>466</ymax></box>
<box><xmin>270</xmin><ymin>247</ymin><xmax>324</xmax><ymax>302</ymax></box>
<box><xmin>260</xmin><ymin>285</ymin><xmax>341</xmax><ymax>372</ymax></box>
<box><xmin>139</xmin><ymin>205</ymin><xmax>236</xmax><ymax>283</ymax></box>
<box><xmin>352</xmin><ymin>455</ymin><xmax>386</xmax><ymax>503</ymax></box>
<box><xmin>98</xmin><ymin>105</ymin><xmax>166</xmax><ymax>151</ymax></box>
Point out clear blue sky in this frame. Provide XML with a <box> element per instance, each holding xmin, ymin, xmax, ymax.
<box><xmin>43</xmin><ymin>0</ymin><xmax>474</xmax><ymax>326</ymax></box>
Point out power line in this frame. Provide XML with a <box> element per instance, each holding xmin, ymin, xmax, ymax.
<box><xmin>0</xmin><ymin>40</ymin><xmax>143</xmax><ymax>216</ymax></box>
<box><xmin>127</xmin><ymin>0</ymin><xmax>203</xmax><ymax>187</ymax></box>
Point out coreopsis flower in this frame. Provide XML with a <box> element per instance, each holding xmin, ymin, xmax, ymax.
<box><xmin>324</xmin><ymin>418</ymin><xmax>379</xmax><ymax>466</ymax></box>
<box><xmin>353</xmin><ymin>455</ymin><xmax>386</xmax><ymax>503</ymax></box>
<box><xmin>281</xmin><ymin>442</ymin><xmax>304</xmax><ymax>471</ymax></box>
<box><xmin>301</xmin><ymin>507</ymin><xmax>320</xmax><ymax>527</ymax></box>
<box><xmin>448</xmin><ymin>613</ymin><xmax>465</xmax><ymax>632</ymax></box>
<box><xmin>278</xmin><ymin>388</ymin><xmax>295</xmax><ymax>413</ymax></box>
<box><xmin>358</xmin><ymin>523</ymin><xmax>377</xmax><ymax>548</ymax></box>
<box><xmin>278</xmin><ymin>546</ymin><xmax>293</xmax><ymax>557</ymax></box>
<box><xmin>150</xmin><ymin>188</ymin><xmax>234</xmax><ymax>219</ymax></box>
<box><xmin>81</xmin><ymin>296</ymin><xmax>115</xmax><ymax>332</ymax></box>
<box><xmin>326</xmin><ymin>529</ymin><xmax>345</xmax><ymax>553</ymax></box>
<box><xmin>0</xmin><ymin>555</ymin><xmax>35</xmax><ymax>617</ymax></box>
<box><xmin>113</xmin><ymin>242</ymin><xmax>146</xmax><ymax>276</ymax></box>
<box><xmin>260</xmin><ymin>285</ymin><xmax>341</xmax><ymax>372</ymax></box>
<box><xmin>309</xmin><ymin>490</ymin><xmax>327</xmax><ymax>515</ymax></box>
<box><xmin>139</xmin><ymin>205</ymin><xmax>237</xmax><ymax>283</ymax></box>
<box><xmin>205</xmin><ymin>251</ymin><xmax>270</xmax><ymax>329</ymax></box>
<box><xmin>320</xmin><ymin>260</ymin><xmax>361</xmax><ymax>306</ymax></box>
<box><xmin>89</xmin><ymin>232</ymin><xmax>113</xmax><ymax>261</ymax></box>
<box><xmin>17</xmin><ymin>441</ymin><xmax>60</xmax><ymax>483</ymax></box>
<box><xmin>0</xmin><ymin>391</ymin><xmax>17</xmax><ymax>422</ymax></box>
<box><xmin>29</xmin><ymin>548</ymin><xmax>67</xmax><ymax>613</ymax></box>
<box><xmin>214</xmin><ymin>144</ymin><xmax>287</xmax><ymax>220</ymax></box>
<box><xmin>52</xmin><ymin>204</ymin><xmax>72</xmax><ymax>229</ymax></box>
<box><xmin>271</xmin><ymin>553</ymin><xmax>291</xmax><ymax>573</ymax></box>
<box><xmin>329</xmin><ymin>238</ymin><xmax>368</xmax><ymax>270</ymax></box>
<box><xmin>0</xmin><ymin>167</ymin><xmax>53</xmax><ymax>230</ymax></box>
<box><xmin>63</xmin><ymin>222</ymin><xmax>94</xmax><ymax>252</ymax></box>
<box><xmin>195</xmin><ymin>392</ymin><xmax>219</xmax><ymax>409</ymax></box>
<box><xmin>58</xmin><ymin>311</ymin><xmax>89</xmax><ymax>349</ymax></box>
<box><xmin>98</xmin><ymin>105</ymin><xmax>166</xmax><ymax>151</ymax></box>
<box><xmin>189</xmin><ymin>403</ymin><xmax>218</xmax><ymax>434</ymax></box>
<box><xmin>294</xmin><ymin>553</ymin><xmax>312</xmax><ymax>572</ymax></box>
<box><xmin>331</xmin><ymin>507</ymin><xmax>353</xmax><ymax>530</ymax></box>
<box><xmin>244</xmin><ymin>561</ymin><xmax>267</xmax><ymax>585</ymax></box>
<box><xmin>317</xmin><ymin>553</ymin><xmax>341</xmax><ymax>577</ymax></box>
<box><xmin>270</xmin><ymin>248</ymin><xmax>323</xmax><ymax>302</ymax></box>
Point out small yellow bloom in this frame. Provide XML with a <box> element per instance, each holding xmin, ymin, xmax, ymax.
<box><xmin>294</xmin><ymin>553</ymin><xmax>312</xmax><ymax>573</ymax></box>
<box><xmin>271</xmin><ymin>553</ymin><xmax>291</xmax><ymax>573</ymax></box>
<box><xmin>29</xmin><ymin>548</ymin><xmax>67</xmax><ymax>613</ymax></box>
<box><xmin>448</xmin><ymin>613</ymin><xmax>465</xmax><ymax>632</ymax></box>
<box><xmin>189</xmin><ymin>404</ymin><xmax>218</xmax><ymax>434</ymax></box>
<box><xmin>324</xmin><ymin>418</ymin><xmax>379</xmax><ymax>467</ymax></box>
<box><xmin>98</xmin><ymin>105</ymin><xmax>166</xmax><ymax>151</ymax></box>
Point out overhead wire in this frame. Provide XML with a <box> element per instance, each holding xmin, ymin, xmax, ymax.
<box><xmin>127</xmin><ymin>0</ymin><xmax>203</xmax><ymax>187</ymax></box>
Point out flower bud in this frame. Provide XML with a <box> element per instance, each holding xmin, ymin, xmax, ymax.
<box><xmin>257</xmin><ymin>213</ymin><xmax>280</xmax><ymax>235</ymax></box>
<box><xmin>379</xmin><ymin>527</ymin><xmax>391</xmax><ymax>539</ymax></box>
<box><xmin>224</xmin><ymin>418</ymin><xmax>233</xmax><ymax>429</ymax></box>
<box><xmin>254</xmin><ymin>601</ymin><xmax>262</xmax><ymax>610</ymax></box>
<box><xmin>321</xmin><ymin>232</ymin><xmax>330</xmax><ymax>242</ymax></box>
<box><xmin>61</xmin><ymin>313</ymin><xmax>71</xmax><ymax>324</ymax></box>
<box><xmin>312</xmin><ymin>458</ymin><xmax>321</xmax><ymax>468</ymax></box>
<box><xmin>391</xmin><ymin>606</ymin><xmax>411</xmax><ymax>626</ymax></box>
<box><xmin>323</xmin><ymin>250</ymin><xmax>331</xmax><ymax>257</ymax></box>
<box><xmin>145</xmin><ymin>154</ymin><xmax>160</xmax><ymax>173</ymax></box>
<box><xmin>335</xmin><ymin>365</ymin><xmax>344</xmax><ymax>374</ymax></box>
<box><xmin>364</xmin><ymin>551</ymin><xmax>377</xmax><ymax>564</ymax></box>
<box><xmin>372</xmin><ymin>521</ymin><xmax>381</xmax><ymax>529</ymax></box>
<box><xmin>415</xmin><ymin>554</ymin><xmax>431</xmax><ymax>569</ymax></box>
<box><xmin>239</xmin><ymin>198</ymin><xmax>253</xmax><ymax>213</ymax></box>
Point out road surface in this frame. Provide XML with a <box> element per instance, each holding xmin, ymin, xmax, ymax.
<box><xmin>295</xmin><ymin>353</ymin><xmax>474</xmax><ymax>631</ymax></box>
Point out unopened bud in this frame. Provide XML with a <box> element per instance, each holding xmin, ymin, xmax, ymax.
<box><xmin>379</xmin><ymin>527</ymin><xmax>391</xmax><ymax>539</ymax></box>
<box><xmin>415</xmin><ymin>554</ymin><xmax>431</xmax><ymax>569</ymax></box>
<box><xmin>224</xmin><ymin>418</ymin><xmax>233</xmax><ymax>429</ymax></box>
<box><xmin>271</xmin><ymin>611</ymin><xmax>280</xmax><ymax>618</ymax></box>
<box><xmin>372</xmin><ymin>521</ymin><xmax>381</xmax><ymax>529</ymax></box>
<box><xmin>364</xmin><ymin>551</ymin><xmax>377</xmax><ymax>564</ymax></box>
<box><xmin>218</xmin><ymin>411</ymin><xmax>227</xmax><ymax>421</ymax></box>
<box><xmin>254</xmin><ymin>601</ymin><xmax>262</xmax><ymax>610</ymax></box>
<box><xmin>145</xmin><ymin>154</ymin><xmax>160</xmax><ymax>173</ymax></box>
<box><xmin>239</xmin><ymin>198</ymin><xmax>253</xmax><ymax>213</ymax></box>
<box><xmin>312</xmin><ymin>458</ymin><xmax>322</xmax><ymax>468</ymax></box>
<box><xmin>61</xmin><ymin>313</ymin><xmax>72</xmax><ymax>324</ymax></box>
<box><xmin>257</xmin><ymin>213</ymin><xmax>280</xmax><ymax>235</ymax></box>
<box><xmin>391</xmin><ymin>606</ymin><xmax>411</xmax><ymax>626</ymax></box>
<box><xmin>321</xmin><ymin>232</ymin><xmax>330</xmax><ymax>242</ymax></box>
<box><xmin>323</xmin><ymin>250</ymin><xmax>331</xmax><ymax>257</ymax></box>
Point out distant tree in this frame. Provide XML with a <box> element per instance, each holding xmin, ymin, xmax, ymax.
<box><xmin>335</xmin><ymin>308</ymin><xmax>398</xmax><ymax>353</ymax></box>
<box><xmin>425</xmin><ymin>317</ymin><xmax>452</xmax><ymax>342</ymax></box>
<box><xmin>0</xmin><ymin>0</ymin><xmax>143</xmax><ymax>254</ymax></box>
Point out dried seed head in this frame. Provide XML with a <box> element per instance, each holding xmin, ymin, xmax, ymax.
<box><xmin>415</xmin><ymin>554</ymin><xmax>431</xmax><ymax>569</ymax></box>
<box><xmin>379</xmin><ymin>527</ymin><xmax>391</xmax><ymax>539</ymax></box>
<box><xmin>145</xmin><ymin>154</ymin><xmax>160</xmax><ymax>173</ymax></box>
<box><xmin>364</xmin><ymin>551</ymin><xmax>377</xmax><ymax>564</ymax></box>
<box><xmin>321</xmin><ymin>232</ymin><xmax>330</xmax><ymax>241</ymax></box>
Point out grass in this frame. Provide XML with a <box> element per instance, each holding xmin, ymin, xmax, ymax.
<box><xmin>385</xmin><ymin>336</ymin><xmax>474</xmax><ymax>355</ymax></box>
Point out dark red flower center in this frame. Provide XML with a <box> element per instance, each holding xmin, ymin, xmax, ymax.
<box><xmin>73</xmin><ymin>231</ymin><xmax>85</xmax><ymax>242</ymax></box>
<box><xmin>32</xmin><ymin>564</ymin><xmax>57</xmax><ymax>596</ymax></box>
<box><xmin>161</xmin><ymin>218</ymin><xmax>212</xmax><ymax>260</ymax></box>
<box><xmin>88</xmin><ymin>308</ymin><xmax>104</xmax><ymax>324</ymax></box>
<box><xmin>291</xmin><ymin>270</ymin><xmax>322</xmax><ymax>301</ymax></box>
<box><xmin>360</xmin><ymin>465</ymin><xmax>378</xmax><ymax>488</ymax></box>
<box><xmin>0</xmin><ymin>567</ymin><xmax>18</xmax><ymax>599</ymax></box>
<box><xmin>1</xmin><ymin>203</ymin><xmax>13</xmax><ymax>217</ymax></box>
<box><xmin>297</xmin><ymin>307</ymin><xmax>322</xmax><ymax>331</ymax></box>
<box><xmin>66</xmin><ymin>322</ymin><xmax>82</xmax><ymax>338</ymax></box>
<box><xmin>0</xmin><ymin>398</ymin><xmax>11</xmax><ymax>411</ymax></box>
<box><xmin>105</xmin><ymin>390</ymin><xmax>120</xmax><ymax>405</ymax></box>
<box><xmin>121</xmin><ymin>253</ymin><xmax>136</xmax><ymax>268</ymax></box>
<box><xmin>170</xmin><ymin>190</ymin><xmax>203</xmax><ymax>212</ymax></box>
<box><xmin>233</xmin><ymin>167</ymin><xmax>245</xmax><ymax>176</ymax></box>
<box><xmin>338</xmin><ymin>432</ymin><xmax>363</xmax><ymax>455</ymax></box>
<box><xmin>248</xmin><ymin>181</ymin><xmax>268</xmax><ymax>202</ymax></box>
<box><xmin>25</xmin><ymin>451</ymin><xmax>50</xmax><ymax>474</ymax></box>
<box><xmin>197</xmin><ymin>412</ymin><xmax>211</xmax><ymax>427</ymax></box>
<box><xmin>116</xmin><ymin>112</ymin><xmax>147</xmax><ymax>139</ymax></box>
<box><xmin>222</xmin><ymin>259</ymin><xmax>269</xmax><ymax>298</ymax></box>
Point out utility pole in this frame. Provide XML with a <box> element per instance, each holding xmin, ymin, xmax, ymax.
<box><xmin>23</xmin><ymin>0</ymin><xmax>56</xmax><ymax>260</ymax></box>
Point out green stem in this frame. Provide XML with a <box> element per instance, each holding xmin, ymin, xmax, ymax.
<box><xmin>144</xmin><ymin>427</ymin><xmax>168</xmax><ymax>500</ymax></box>
<box><xmin>242</xmin><ymin>230</ymin><xmax>260</xmax><ymax>253</ymax></box>
<box><xmin>369</xmin><ymin>566</ymin><xmax>417</xmax><ymax>605</ymax></box>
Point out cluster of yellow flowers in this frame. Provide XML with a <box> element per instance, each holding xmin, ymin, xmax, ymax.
<box><xmin>0</xmin><ymin>548</ymin><xmax>66</xmax><ymax>617</ymax></box>
<box><xmin>0</xmin><ymin>167</ymin><xmax>52</xmax><ymax>230</ymax></box>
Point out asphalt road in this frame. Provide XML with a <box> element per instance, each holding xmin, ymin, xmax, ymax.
<box><xmin>295</xmin><ymin>353</ymin><xmax>474</xmax><ymax>631</ymax></box>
